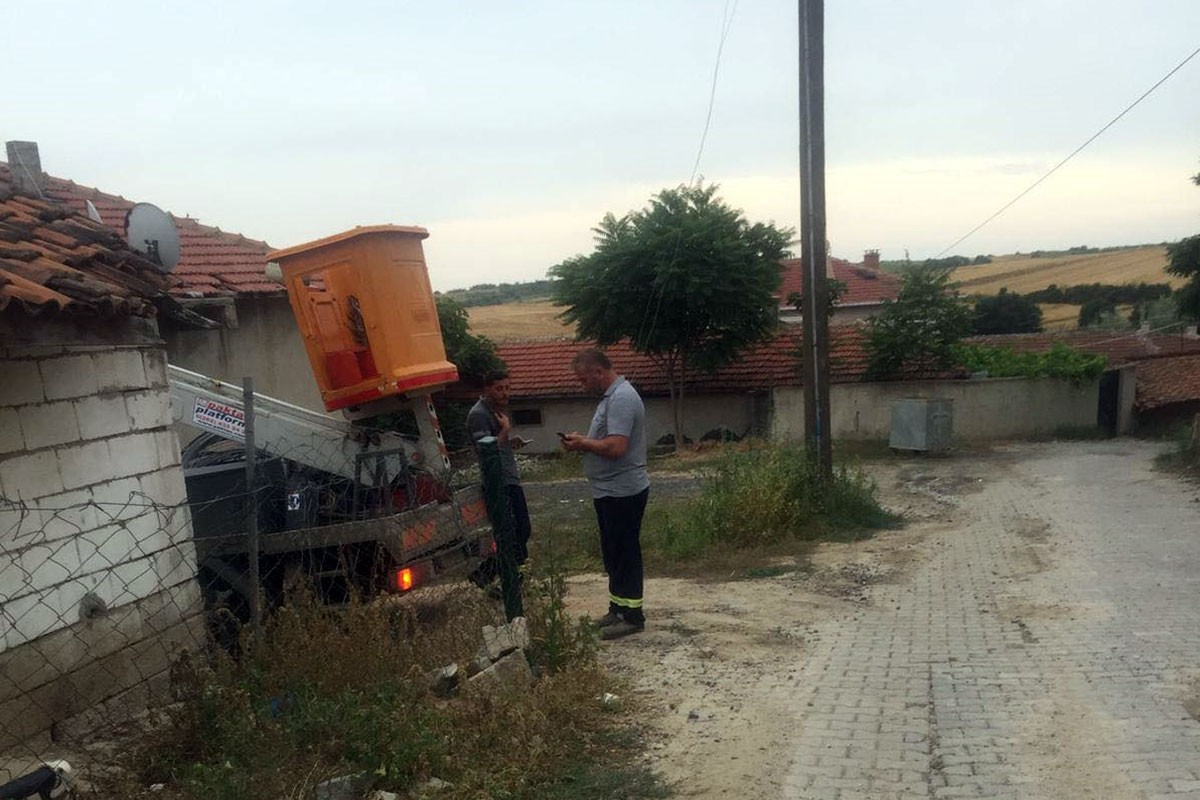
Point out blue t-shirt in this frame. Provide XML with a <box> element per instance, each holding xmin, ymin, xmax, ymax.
<box><xmin>583</xmin><ymin>377</ymin><xmax>650</xmax><ymax>499</ymax></box>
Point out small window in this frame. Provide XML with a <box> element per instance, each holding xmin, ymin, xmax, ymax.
<box><xmin>511</xmin><ymin>408</ymin><xmax>543</xmax><ymax>426</ymax></box>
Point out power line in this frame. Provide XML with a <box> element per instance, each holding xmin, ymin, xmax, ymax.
<box><xmin>936</xmin><ymin>44</ymin><xmax>1200</xmax><ymax>258</ymax></box>
<box><xmin>689</xmin><ymin>0</ymin><xmax>739</xmax><ymax>186</ymax></box>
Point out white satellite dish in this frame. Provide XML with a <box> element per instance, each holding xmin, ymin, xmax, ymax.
<box><xmin>124</xmin><ymin>202</ymin><xmax>181</xmax><ymax>272</ymax></box>
<box><xmin>85</xmin><ymin>199</ymin><xmax>103</xmax><ymax>223</ymax></box>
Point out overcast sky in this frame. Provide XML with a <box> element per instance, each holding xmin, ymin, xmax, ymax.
<box><xmin>8</xmin><ymin>1</ymin><xmax>1200</xmax><ymax>290</ymax></box>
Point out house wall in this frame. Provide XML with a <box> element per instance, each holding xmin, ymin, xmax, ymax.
<box><xmin>508</xmin><ymin>393</ymin><xmax>763</xmax><ymax>454</ymax></box>
<box><xmin>771</xmin><ymin>377</ymin><xmax>1101</xmax><ymax>442</ymax></box>
<box><xmin>0</xmin><ymin>333</ymin><xmax>203</xmax><ymax>749</ymax></box>
<box><xmin>163</xmin><ymin>295</ymin><xmax>323</xmax><ymax>412</ymax></box>
<box><xmin>779</xmin><ymin>304</ymin><xmax>880</xmax><ymax>327</ymax></box>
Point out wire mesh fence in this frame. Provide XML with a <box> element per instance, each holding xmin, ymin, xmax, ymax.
<box><xmin>0</xmin><ymin>421</ymin><xmax>519</xmax><ymax>788</ymax></box>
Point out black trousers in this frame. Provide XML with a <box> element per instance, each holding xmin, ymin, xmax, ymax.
<box><xmin>593</xmin><ymin>488</ymin><xmax>649</xmax><ymax>624</ymax></box>
<box><xmin>474</xmin><ymin>484</ymin><xmax>532</xmax><ymax>584</ymax></box>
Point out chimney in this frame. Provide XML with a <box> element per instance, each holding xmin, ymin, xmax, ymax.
<box><xmin>862</xmin><ymin>249</ymin><xmax>880</xmax><ymax>271</ymax></box>
<box><xmin>6</xmin><ymin>141</ymin><xmax>47</xmax><ymax>198</ymax></box>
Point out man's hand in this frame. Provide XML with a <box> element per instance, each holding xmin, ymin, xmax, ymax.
<box><xmin>561</xmin><ymin>432</ymin><xmax>584</xmax><ymax>452</ymax></box>
<box><xmin>494</xmin><ymin>411</ymin><xmax>511</xmax><ymax>442</ymax></box>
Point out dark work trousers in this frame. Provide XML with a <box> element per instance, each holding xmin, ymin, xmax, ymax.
<box><xmin>593</xmin><ymin>488</ymin><xmax>649</xmax><ymax>624</ymax></box>
<box><xmin>473</xmin><ymin>484</ymin><xmax>532</xmax><ymax>585</ymax></box>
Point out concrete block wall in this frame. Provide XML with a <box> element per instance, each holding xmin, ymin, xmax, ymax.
<box><xmin>0</xmin><ymin>340</ymin><xmax>202</xmax><ymax>749</ymax></box>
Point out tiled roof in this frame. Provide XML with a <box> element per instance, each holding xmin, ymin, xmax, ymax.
<box><xmin>0</xmin><ymin>187</ymin><xmax>175</xmax><ymax>317</ymax></box>
<box><xmin>495</xmin><ymin>328</ymin><xmax>872</xmax><ymax>399</ymax></box>
<box><xmin>0</xmin><ymin>163</ymin><xmax>277</xmax><ymax>299</ymax></box>
<box><xmin>1135</xmin><ymin>354</ymin><xmax>1200</xmax><ymax>411</ymax></box>
<box><xmin>968</xmin><ymin>331</ymin><xmax>1200</xmax><ymax>367</ymax></box>
<box><xmin>778</xmin><ymin>258</ymin><xmax>902</xmax><ymax>308</ymax></box>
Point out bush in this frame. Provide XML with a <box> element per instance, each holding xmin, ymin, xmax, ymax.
<box><xmin>955</xmin><ymin>343</ymin><xmax>1107</xmax><ymax>385</ymax></box>
<box><xmin>654</xmin><ymin>445</ymin><xmax>897</xmax><ymax>558</ymax></box>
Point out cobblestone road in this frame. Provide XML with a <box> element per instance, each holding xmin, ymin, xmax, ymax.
<box><xmin>784</xmin><ymin>441</ymin><xmax>1200</xmax><ymax>800</ymax></box>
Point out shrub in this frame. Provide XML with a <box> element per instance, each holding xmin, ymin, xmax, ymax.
<box><xmin>955</xmin><ymin>343</ymin><xmax>1107</xmax><ymax>385</ymax></box>
<box><xmin>654</xmin><ymin>445</ymin><xmax>897</xmax><ymax>558</ymax></box>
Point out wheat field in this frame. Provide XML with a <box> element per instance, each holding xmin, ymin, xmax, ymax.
<box><xmin>467</xmin><ymin>300</ymin><xmax>574</xmax><ymax>340</ymax></box>
<box><xmin>950</xmin><ymin>246</ymin><xmax>1180</xmax><ymax>296</ymax></box>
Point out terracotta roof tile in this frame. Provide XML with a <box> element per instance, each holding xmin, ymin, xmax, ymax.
<box><xmin>495</xmin><ymin>328</ymin><xmax>871</xmax><ymax>399</ymax></box>
<box><xmin>968</xmin><ymin>331</ymin><xmax>1200</xmax><ymax>366</ymax></box>
<box><xmin>0</xmin><ymin>163</ymin><xmax>276</xmax><ymax>299</ymax></box>
<box><xmin>0</xmin><ymin>187</ymin><xmax>175</xmax><ymax>317</ymax></box>
<box><xmin>778</xmin><ymin>258</ymin><xmax>902</xmax><ymax>309</ymax></box>
<box><xmin>1135</xmin><ymin>353</ymin><xmax>1200</xmax><ymax>411</ymax></box>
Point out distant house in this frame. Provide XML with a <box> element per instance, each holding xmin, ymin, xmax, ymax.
<box><xmin>0</xmin><ymin>179</ymin><xmax>206</xmax><ymax>750</ymax></box>
<box><xmin>776</xmin><ymin>250</ymin><xmax>901</xmax><ymax>325</ymax></box>
<box><xmin>0</xmin><ymin>142</ymin><xmax>321</xmax><ymax>412</ymax></box>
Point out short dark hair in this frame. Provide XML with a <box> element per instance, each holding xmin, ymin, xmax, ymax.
<box><xmin>483</xmin><ymin>370</ymin><xmax>509</xmax><ymax>386</ymax></box>
<box><xmin>571</xmin><ymin>347</ymin><xmax>611</xmax><ymax>371</ymax></box>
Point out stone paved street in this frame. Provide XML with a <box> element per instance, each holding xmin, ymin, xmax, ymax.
<box><xmin>784</xmin><ymin>441</ymin><xmax>1200</xmax><ymax>800</ymax></box>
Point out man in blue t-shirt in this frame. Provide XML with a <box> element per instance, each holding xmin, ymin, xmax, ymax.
<box><xmin>561</xmin><ymin>348</ymin><xmax>650</xmax><ymax>640</ymax></box>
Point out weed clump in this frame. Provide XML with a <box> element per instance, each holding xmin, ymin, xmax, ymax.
<box><xmin>112</xmin><ymin>572</ymin><xmax>626</xmax><ymax>800</ymax></box>
<box><xmin>654</xmin><ymin>444</ymin><xmax>898</xmax><ymax>558</ymax></box>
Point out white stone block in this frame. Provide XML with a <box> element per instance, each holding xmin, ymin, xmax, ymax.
<box><xmin>0</xmin><ymin>502</ymin><xmax>41</xmax><ymax>550</ymax></box>
<box><xmin>107</xmin><ymin>432</ymin><xmax>160</xmax><ymax>478</ymax></box>
<box><xmin>142</xmin><ymin>349</ymin><xmax>168</xmax><ymax>387</ymax></box>
<box><xmin>125</xmin><ymin>390</ymin><xmax>172</xmax><ymax>431</ymax></box>
<box><xmin>154</xmin><ymin>429</ymin><xmax>182</xmax><ymax>468</ymax></box>
<box><xmin>0</xmin><ymin>361</ymin><xmax>44</xmax><ymax>407</ymax></box>
<box><xmin>36</xmin><ymin>488</ymin><xmax>101</xmax><ymax>543</ymax></box>
<box><xmin>139</xmin><ymin>466</ymin><xmax>188</xmax><ymax>510</ymax></box>
<box><xmin>39</xmin><ymin>355</ymin><xmax>99</xmax><ymax>401</ymax></box>
<box><xmin>18</xmin><ymin>541</ymin><xmax>77</xmax><ymax>594</ymax></box>
<box><xmin>104</xmin><ymin>555</ymin><xmax>161</xmax><ymax>607</ymax></box>
<box><xmin>2</xmin><ymin>590</ymin><xmax>61</xmax><ymax>647</ymax></box>
<box><xmin>1</xmin><ymin>450</ymin><xmax>64</xmax><ymax>500</ymax></box>
<box><xmin>0</xmin><ymin>407</ymin><xmax>23</xmax><ymax>455</ymax></box>
<box><xmin>56</xmin><ymin>440</ymin><xmax>110</xmax><ymax>491</ymax></box>
<box><xmin>75</xmin><ymin>395</ymin><xmax>132</xmax><ymax>441</ymax></box>
<box><xmin>95</xmin><ymin>349</ymin><xmax>148</xmax><ymax>392</ymax></box>
<box><xmin>75</xmin><ymin>525</ymin><xmax>138</xmax><ymax>577</ymax></box>
<box><xmin>89</xmin><ymin>477</ymin><xmax>144</xmax><ymax>523</ymax></box>
<box><xmin>18</xmin><ymin>401</ymin><xmax>81</xmax><ymax>451</ymax></box>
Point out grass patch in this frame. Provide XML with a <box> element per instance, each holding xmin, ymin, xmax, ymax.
<box><xmin>519</xmin><ymin>451</ymin><xmax>585</xmax><ymax>483</ymax></box>
<box><xmin>100</xmin><ymin>565</ymin><xmax>657</xmax><ymax>800</ymax></box>
<box><xmin>650</xmin><ymin>445</ymin><xmax>900</xmax><ymax>562</ymax></box>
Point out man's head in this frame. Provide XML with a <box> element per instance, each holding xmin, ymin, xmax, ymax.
<box><xmin>483</xmin><ymin>370</ymin><xmax>511</xmax><ymax>409</ymax></box>
<box><xmin>572</xmin><ymin>348</ymin><xmax>615</xmax><ymax>395</ymax></box>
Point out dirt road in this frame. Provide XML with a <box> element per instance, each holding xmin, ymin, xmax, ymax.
<box><xmin>563</xmin><ymin>441</ymin><xmax>1200</xmax><ymax>799</ymax></box>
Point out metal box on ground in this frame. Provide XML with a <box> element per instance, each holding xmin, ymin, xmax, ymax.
<box><xmin>269</xmin><ymin>225</ymin><xmax>458</xmax><ymax>413</ymax></box>
<box><xmin>889</xmin><ymin>398</ymin><xmax>953</xmax><ymax>452</ymax></box>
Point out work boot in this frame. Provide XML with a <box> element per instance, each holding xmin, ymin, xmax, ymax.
<box><xmin>600</xmin><ymin>620</ymin><xmax>645</xmax><ymax>640</ymax></box>
<box><xmin>593</xmin><ymin>611</ymin><xmax>622</xmax><ymax>628</ymax></box>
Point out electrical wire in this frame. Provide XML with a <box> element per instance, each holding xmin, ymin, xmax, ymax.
<box><xmin>935</xmin><ymin>44</ymin><xmax>1200</xmax><ymax>258</ymax></box>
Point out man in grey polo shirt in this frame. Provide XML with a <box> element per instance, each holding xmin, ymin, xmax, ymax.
<box><xmin>561</xmin><ymin>348</ymin><xmax>649</xmax><ymax>640</ymax></box>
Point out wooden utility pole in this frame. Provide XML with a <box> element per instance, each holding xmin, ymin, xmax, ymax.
<box><xmin>798</xmin><ymin>0</ymin><xmax>833</xmax><ymax>480</ymax></box>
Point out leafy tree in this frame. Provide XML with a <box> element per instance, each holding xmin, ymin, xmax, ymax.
<box><xmin>865</xmin><ymin>265</ymin><xmax>972</xmax><ymax>379</ymax></box>
<box><xmin>971</xmin><ymin>289</ymin><xmax>1043</xmax><ymax>334</ymax></box>
<box><xmin>551</xmin><ymin>183</ymin><xmax>792</xmax><ymax>449</ymax></box>
<box><xmin>1164</xmin><ymin>167</ymin><xmax>1200</xmax><ymax>320</ymax></box>
<box><xmin>436</xmin><ymin>295</ymin><xmax>504</xmax><ymax>382</ymax></box>
<box><xmin>787</xmin><ymin>278</ymin><xmax>847</xmax><ymax>318</ymax></box>
<box><xmin>1078</xmin><ymin>297</ymin><xmax>1119</xmax><ymax>328</ymax></box>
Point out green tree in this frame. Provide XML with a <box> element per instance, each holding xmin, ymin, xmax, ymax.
<box><xmin>971</xmin><ymin>289</ymin><xmax>1044</xmax><ymax>334</ymax></box>
<box><xmin>865</xmin><ymin>265</ymin><xmax>972</xmax><ymax>379</ymax></box>
<box><xmin>551</xmin><ymin>183</ymin><xmax>792</xmax><ymax>449</ymax></box>
<box><xmin>436</xmin><ymin>295</ymin><xmax>504</xmax><ymax>382</ymax></box>
<box><xmin>1165</xmin><ymin>168</ymin><xmax>1200</xmax><ymax>321</ymax></box>
<box><xmin>1078</xmin><ymin>297</ymin><xmax>1119</xmax><ymax>328</ymax></box>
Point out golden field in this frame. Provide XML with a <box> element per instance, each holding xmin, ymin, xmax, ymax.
<box><xmin>467</xmin><ymin>299</ymin><xmax>574</xmax><ymax>341</ymax></box>
<box><xmin>950</xmin><ymin>246</ymin><xmax>1181</xmax><ymax>296</ymax></box>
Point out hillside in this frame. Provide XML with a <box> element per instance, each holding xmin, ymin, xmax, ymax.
<box><xmin>950</xmin><ymin>246</ymin><xmax>1181</xmax><ymax>296</ymax></box>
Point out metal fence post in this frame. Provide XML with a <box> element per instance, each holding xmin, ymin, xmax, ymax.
<box><xmin>477</xmin><ymin>437</ymin><xmax>523</xmax><ymax>621</ymax></box>
<box><xmin>243</xmin><ymin>377</ymin><xmax>261</xmax><ymax>629</ymax></box>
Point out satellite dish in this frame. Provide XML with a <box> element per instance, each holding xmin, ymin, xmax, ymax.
<box><xmin>124</xmin><ymin>202</ymin><xmax>181</xmax><ymax>272</ymax></box>
<box><xmin>85</xmin><ymin>199</ymin><xmax>103</xmax><ymax>223</ymax></box>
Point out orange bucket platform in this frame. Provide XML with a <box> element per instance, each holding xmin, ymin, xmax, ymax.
<box><xmin>269</xmin><ymin>225</ymin><xmax>458</xmax><ymax>413</ymax></box>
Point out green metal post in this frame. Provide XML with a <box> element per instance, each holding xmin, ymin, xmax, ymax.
<box><xmin>476</xmin><ymin>437</ymin><xmax>523</xmax><ymax>620</ymax></box>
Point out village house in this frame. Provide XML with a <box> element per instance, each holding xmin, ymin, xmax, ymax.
<box><xmin>776</xmin><ymin>249</ymin><xmax>902</xmax><ymax>325</ymax></box>
<box><xmin>0</xmin><ymin>175</ymin><xmax>206</xmax><ymax>751</ymax></box>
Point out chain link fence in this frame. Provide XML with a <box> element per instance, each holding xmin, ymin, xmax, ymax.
<box><xmin>0</xmin><ymin>418</ymin><xmax>510</xmax><ymax>787</ymax></box>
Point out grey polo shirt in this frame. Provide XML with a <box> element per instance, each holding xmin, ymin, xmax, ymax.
<box><xmin>467</xmin><ymin>397</ymin><xmax>520</xmax><ymax>486</ymax></box>
<box><xmin>583</xmin><ymin>376</ymin><xmax>650</xmax><ymax>499</ymax></box>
